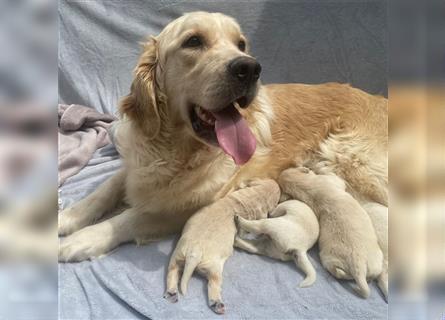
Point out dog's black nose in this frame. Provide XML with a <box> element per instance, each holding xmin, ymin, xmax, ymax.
<box><xmin>228</xmin><ymin>57</ymin><xmax>261</xmax><ymax>84</ymax></box>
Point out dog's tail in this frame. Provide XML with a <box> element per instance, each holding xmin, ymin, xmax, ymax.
<box><xmin>291</xmin><ymin>250</ymin><xmax>316</xmax><ymax>287</ymax></box>
<box><xmin>180</xmin><ymin>253</ymin><xmax>200</xmax><ymax>295</ymax></box>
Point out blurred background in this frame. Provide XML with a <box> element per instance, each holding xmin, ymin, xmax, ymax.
<box><xmin>389</xmin><ymin>0</ymin><xmax>445</xmax><ymax>319</ymax></box>
<box><xmin>0</xmin><ymin>0</ymin><xmax>57</xmax><ymax>319</ymax></box>
<box><xmin>0</xmin><ymin>0</ymin><xmax>443</xmax><ymax>319</ymax></box>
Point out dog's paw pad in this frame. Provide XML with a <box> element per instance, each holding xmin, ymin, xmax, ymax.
<box><xmin>163</xmin><ymin>291</ymin><xmax>178</xmax><ymax>303</ymax></box>
<box><xmin>210</xmin><ymin>301</ymin><xmax>225</xmax><ymax>314</ymax></box>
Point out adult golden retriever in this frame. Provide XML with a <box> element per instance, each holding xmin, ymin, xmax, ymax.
<box><xmin>58</xmin><ymin>12</ymin><xmax>387</xmax><ymax>262</ymax></box>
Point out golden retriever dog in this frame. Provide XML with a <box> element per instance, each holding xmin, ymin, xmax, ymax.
<box><xmin>164</xmin><ymin>179</ymin><xmax>280</xmax><ymax>314</ymax></box>
<box><xmin>278</xmin><ymin>167</ymin><xmax>383</xmax><ymax>298</ymax></box>
<box><xmin>58</xmin><ymin>11</ymin><xmax>387</xmax><ymax>269</ymax></box>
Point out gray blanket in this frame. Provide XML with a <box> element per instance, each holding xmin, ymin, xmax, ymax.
<box><xmin>59</xmin><ymin>149</ymin><xmax>387</xmax><ymax>319</ymax></box>
<box><xmin>59</xmin><ymin>1</ymin><xmax>388</xmax><ymax>319</ymax></box>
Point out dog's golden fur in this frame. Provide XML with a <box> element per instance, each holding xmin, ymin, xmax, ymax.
<box><xmin>58</xmin><ymin>12</ymin><xmax>387</xmax><ymax>263</ymax></box>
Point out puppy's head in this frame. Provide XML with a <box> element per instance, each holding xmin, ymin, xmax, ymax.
<box><xmin>278</xmin><ymin>167</ymin><xmax>317</xmax><ymax>201</ymax></box>
<box><xmin>279</xmin><ymin>167</ymin><xmax>347</xmax><ymax>195</ymax></box>
<box><xmin>121</xmin><ymin>12</ymin><xmax>261</xmax><ymax>165</ymax></box>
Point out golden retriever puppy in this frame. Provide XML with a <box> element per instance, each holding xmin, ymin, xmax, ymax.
<box><xmin>279</xmin><ymin>167</ymin><xmax>383</xmax><ymax>298</ymax></box>
<box><xmin>58</xmin><ymin>12</ymin><xmax>387</xmax><ymax>267</ymax></box>
<box><xmin>164</xmin><ymin>179</ymin><xmax>280</xmax><ymax>314</ymax></box>
<box><xmin>234</xmin><ymin>199</ymin><xmax>319</xmax><ymax>287</ymax></box>
<box><xmin>362</xmin><ymin>202</ymin><xmax>388</xmax><ymax>301</ymax></box>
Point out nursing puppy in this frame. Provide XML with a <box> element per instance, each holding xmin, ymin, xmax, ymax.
<box><xmin>234</xmin><ymin>199</ymin><xmax>319</xmax><ymax>287</ymax></box>
<box><xmin>362</xmin><ymin>202</ymin><xmax>388</xmax><ymax>301</ymax></box>
<box><xmin>164</xmin><ymin>179</ymin><xmax>280</xmax><ymax>314</ymax></box>
<box><xmin>278</xmin><ymin>167</ymin><xmax>383</xmax><ymax>298</ymax></box>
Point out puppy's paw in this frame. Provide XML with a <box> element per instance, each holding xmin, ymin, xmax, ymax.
<box><xmin>234</xmin><ymin>235</ymin><xmax>243</xmax><ymax>246</ymax></box>
<box><xmin>233</xmin><ymin>180</ymin><xmax>248</xmax><ymax>191</ymax></box>
<box><xmin>312</xmin><ymin>161</ymin><xmax>332</xmax><ymax>174</ymax></box>
<box><xmin>209</xmin><ymin>300</ymin><xmax>225</xmax><ymax>315</ymax></box>
<box><xmin>234</xmin><ymin>215</ymin><xmax>248</xmax><ymax>230</ymax></box>
<box><xmin>242</xmin><ymin>178</ymin><xmax>264</xmax><ymax>188</ymax></box>
<box><xmin>296</xmin><ymin>166</ymin><xmax>311</xmax><ymax>174</ymax></box>
<box><xmin>163</xmin><ymin>290</ymin><xmax>179</xmax><ymax>303</ymax></box>
<box><xmin>377</xmin><ymin>271</ymin><xmax>388</xmax><ymax>302</ymax></box>
<box><xmin>354</xmin><ymin>279</ymin><xmax>371</xmax><ymax>299</ymax></box>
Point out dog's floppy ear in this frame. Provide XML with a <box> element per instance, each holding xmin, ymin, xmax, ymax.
<box><xmin>119</xmin><ymin>36</ymin><xmax>162</xmax><ymax>138</ymax></box>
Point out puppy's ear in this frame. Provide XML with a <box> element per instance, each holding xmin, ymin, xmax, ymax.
<box><xmin>119</xmin><ymin>36</ymin><xmax>162</xmax><ymax>138</ymax></box>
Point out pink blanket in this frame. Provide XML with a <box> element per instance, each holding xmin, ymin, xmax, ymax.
<box><xmin>58</xmin><ymin>104</ymin><xmax>116</xmax><ymax>186</ymax></box>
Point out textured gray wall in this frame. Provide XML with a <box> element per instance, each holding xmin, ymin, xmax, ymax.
<box><xmin>59</xmin><ymin>0</ymin><xmax>387</xmax><ymax>114</ymax></box>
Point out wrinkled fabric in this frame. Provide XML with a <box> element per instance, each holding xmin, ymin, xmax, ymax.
<box><xmin>59</xmin><ymin>0</ymin><xmax>388</xmax><ymax>319</ymax></box>
<box><xmin>58</xmin><ymin>104</ymin><xmax>116</xmax><ymax>186</ymax></box>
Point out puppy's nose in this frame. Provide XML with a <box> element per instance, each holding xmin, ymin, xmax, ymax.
<box><xmin>228</xmin><ymin>57</ymin><xmax>261</xmax><ymax>84</ymax></box>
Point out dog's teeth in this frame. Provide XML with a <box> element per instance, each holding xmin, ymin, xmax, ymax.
<box><xmin>195</xmin><ymin>106</ymin><xmax>215</xmax><ymax>125</ymax></box>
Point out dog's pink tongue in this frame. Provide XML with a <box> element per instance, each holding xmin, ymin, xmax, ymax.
<box><xmin>213</xmin><ymin>104</ymin><xmax>256</xmax><ymax>165</ymax></box>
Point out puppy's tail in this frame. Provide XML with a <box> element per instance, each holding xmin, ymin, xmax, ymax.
<box><xmin>180</xmin><ymin>253</ymin><xmax>200</xmax><ymax>295</ymax></box>
<box><xmin>291</xmin><ymin>250</ymin><xmax>316</xmax><ymax>287</ymax></box>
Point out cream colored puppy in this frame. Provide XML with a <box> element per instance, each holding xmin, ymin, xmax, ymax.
<box><xmin>234</xmin><ymin>199</ymin><xmax>319</xmax><ymax>287</ymax></box>
<box><xmin>279</xmin><ymin>167</ymin><xmax>383</xmax><ymax>298</ymax></box>
<box><xmin>164</xmin><ymin>179</ymin><xmax>280</xmax><ymax>314</ymax></box>
<box><xmin>362</xmin><ymin>202</ymin><xmax>388</xmax><ymax>301</ymax></box>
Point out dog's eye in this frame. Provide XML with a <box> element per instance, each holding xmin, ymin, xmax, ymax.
<box><xmin>238</xmin><ymin>40</ymin><xmax>246</xmax><ymax>52</ymax></box>
<box><xmin>183</xmin><ymin>36</ymin><xmax>203</xmax><ymax>48</ymax></box>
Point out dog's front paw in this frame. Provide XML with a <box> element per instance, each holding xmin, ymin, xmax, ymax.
<box><xmin>58</xmin><ymin>207</ymin><xmax>88</xmax><ymax>236</ymax></box>
<box><xmin>59</xmin><ymin>224</ymin><xmax>116</xmax><ymax>262</ymax></box>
